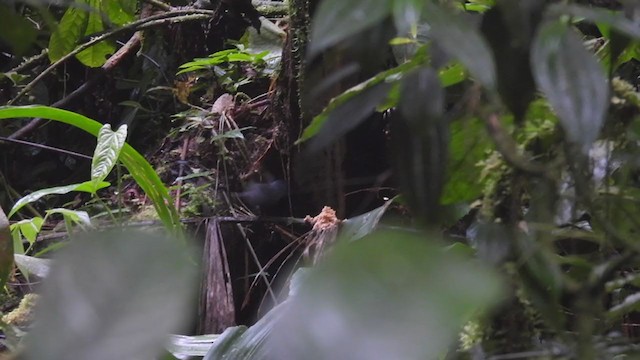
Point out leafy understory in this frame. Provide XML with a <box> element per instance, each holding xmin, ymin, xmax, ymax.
<box><xmin>1</xmin><ymin>0</ymin><xmax>640</xmax><ymax>359</ymax></box>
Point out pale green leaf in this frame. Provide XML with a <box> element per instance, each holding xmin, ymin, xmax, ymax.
<box><xmin>103</xmin><ymin>0</ymin><xmax>136</xmax><ymax>26</ymax></box>
<box><xmin>8</xmin><ymin>181</ymin><xmax>110</xmax><ymax>219</ymax></box>
<box><xmin>76</xmin><ymin>0</ymin><xmax>115</xmax><ymax>67</ymax></box>
<box><xmin>92</xmin><ymin>124</ymin><xmax>127</xmax><ymax>183</ymax></box>
<box><xmin>11</xmin><ymin>217</ymin><xmax>44</xmax><ymax>245</ymax></box>
<box><xmin>46</xmin><ymin>208</ymin><xmax>92</xmax><ymax>227</ymax></box>
<box><xmin>49</xmin><ymin>4</ymin><xmax>89</xmax><ymax>62</ymax></box>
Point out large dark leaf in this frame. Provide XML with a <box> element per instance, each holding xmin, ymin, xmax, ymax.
<box><xmin>308</xmin><ymin>0</ymin><xmax>391</xmax><ymax>58</ymax></box>
<box><xmin>481</xmin><ymin>0</ymin><xmax>546</xmax><ymax>122</ymax></box>
<box><xmin>305</xmin><ymin>81</ymin><xmax>393</xmax><ymax>152</ymax></box>
<box><xmin>400</xmin><ymin>67</ymin><xmax>444</xmax><ymax>129</ymax></box>
<box><xmin>24</xmin><ymin>230</ymin><xmax>197</xmax><ymax>360</ymax></box>
<box><xmin>392</xmin><ymin>67</ymin><xmax>448</xmax><ymax>225</ymax></box>
<box><xmin>532</xmin><ymin>21</ymin><xmax>610</xmax><ymax>151</ymax></box>
<box><xmin>424</xmin><ymin>3</ymin><xmax>496</xmax><ymax>90</ymax></box>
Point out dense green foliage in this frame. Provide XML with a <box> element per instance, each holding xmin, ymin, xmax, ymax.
<box><xmin>1</xmin><ymin>0</ymin><xmax>640</xmax><ymax>359</ymax></box>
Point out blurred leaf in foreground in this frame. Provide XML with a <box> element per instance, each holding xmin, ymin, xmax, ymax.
<box><xmin>270</xmin><ymin>229</ymin><xmax>504</xmax><ymax>360</ymax></box>
<box><xmin>24</xmin><ymin>230</ymin><xmax>198</xmax><ymax>360</ymax></box>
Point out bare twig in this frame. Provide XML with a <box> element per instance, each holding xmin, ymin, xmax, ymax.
<box><xmin>0</xmin><ymin>136</ymin><xmax>92</xmax><ymax>160</ymax></box>
<box><xmin>9</xmin><ymin>49</ymin><xmax>48</xmax><ymax>73</ymax></box>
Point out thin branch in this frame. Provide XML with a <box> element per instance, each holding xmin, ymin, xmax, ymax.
<box><xmin>8</xmin><ymin>9</ymin><xmax>215</xmax><ymax>105</ymax></box>
<box><xmin>142</xmin><ymin>0</ymin><xmax>172</xmax><ymax>11</ymax></box>
<box><xmin>9</xmin><ymin>49</ymin><xmax>48</xmax><ymax>73</ymax></box>
<box><xmin>0</xmin><ymin>136</ymin><xmax>92</xmax><ymax>160</ymax></box>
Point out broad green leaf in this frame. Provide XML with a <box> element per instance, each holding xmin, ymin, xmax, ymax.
<box><xmin>439</xmin><ymin>62</ymin><xmax>467</xmax><ymax>87</ymax></box>
<box><xmin>45</xmin><ymin>209</ymin><xmax>92</xmax><ymax>228</ymax></box>
<box><xmin>8</xmin><ymin>182</ymin><xmax>109</xmax><ymax>219</ymax></box>
<box><xmin>0</xmin><ymin>106</ymin><xmax>183</xmax><ymax>240</ymax></box>
<box><xmin>308</xmin><ymin>0</ymin><xmax>391</xmax><ymax>58</ymax></box>
<box><xmin>442</xmin><ymin>118</ymin><xmax>491</xmax><ymax>204</ymax></box>
<box><xmin>0</xmin><ymin>206</ymin><xmax>12</xmax><ymax>288</ymax></box>
<box><xmin>49</xmin><ymin>3</ymin><xmax>89</xmax><ymax>62</ymax></box>
<box><xmin>271</xmin><ymin>230</ymin><xmax>503</xmax><ymax>360</ymax></box>
<box><xmin>92</xmin><ymin>124</ymin><xmax>127</xmax><ymax>183</ymax></box>
<box><xmin>177</xmin><ymin>48</ymin><xmax>268</xmax><ymax>75</ymax></box>
<box><xmin>424</xmin><ymin>2</ymin><xmax>496</xmax><ymax>90</ymax></box>
<box><xmin>49</xmin><ymin>0</ymin><xmax>124</xmax><ymax>67</ymax></box>
<box><xmin>14</xmin><ymin>254</ymin><xmax>51</xmax><ymax>278</ymax></box>
<box><xmin>532</xmin><ymin>21</ymin><xmax>609</xmax><ymax>151</ymax></box>
<box><xmin>11</xmin><ymin>217</ymin><xmax>44</xmax><ymax>245</ymax></box>
<box><xmin>103</xmin><ymin>0</ymin><xmax>136</xmax><ymax>26</ymax></box>
<box><xmin>76</xmin><ymin>0</ymin><xmax>116</xmax><ymax>67</ymax></box>
<box><xmin>23</xmin><ymin>230</ymin><xmax>197</xmax><ymax>360</ymax></box>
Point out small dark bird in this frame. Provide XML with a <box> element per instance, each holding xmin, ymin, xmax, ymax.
<box><xmin>237</xmin><ymin>179</ymin><xmax>287</xmax><ymax>210</ymax></box>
